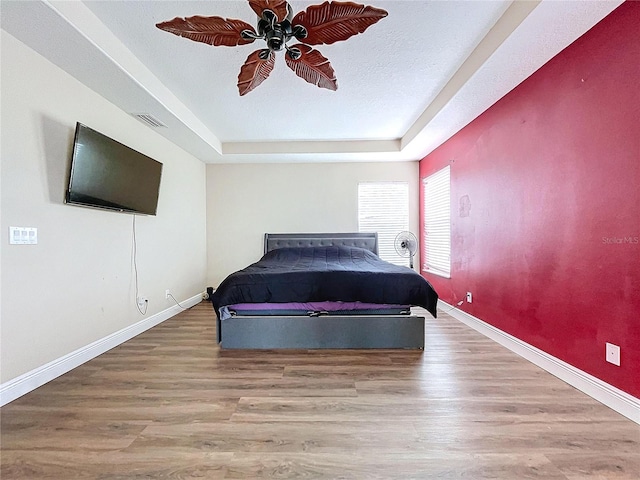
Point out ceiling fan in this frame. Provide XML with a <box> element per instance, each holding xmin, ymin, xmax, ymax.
<box><xmin>156</xmin><ymin>0</ymin><xmax>388</xmax><ymax>96</ymax></box>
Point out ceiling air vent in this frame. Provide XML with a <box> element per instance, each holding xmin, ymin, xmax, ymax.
<box><xmin>132</xmin><ymin>113</ymin><xmax>167</xmax><ymax>128</ymax></box>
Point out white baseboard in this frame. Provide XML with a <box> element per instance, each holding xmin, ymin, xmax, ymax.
<box><xmin>0</xmin><ymin>294</ymin><xmax>203</xmax><ymax>406</ymax></box>
<box><xmin>438</xmin><ymin>300</ymin><xmax>639</xmax><ymax>424</ymax></box>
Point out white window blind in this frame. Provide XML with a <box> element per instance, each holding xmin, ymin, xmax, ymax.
<box><xmin>358</xmin><ymin>182</ymin><xmax>409</xmax><ymax>266</ymax></box>
<box><xmin>422</xmin><ymin>166</ymin><xmax>450</xmax><ymax>277</ymax></box>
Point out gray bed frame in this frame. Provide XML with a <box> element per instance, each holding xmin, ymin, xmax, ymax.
<box><xmin>217</xmin><ymin>233</ymin><xmax>425</xmax><ymax>349</ymax></box>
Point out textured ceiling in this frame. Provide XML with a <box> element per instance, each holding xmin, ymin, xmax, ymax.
<box><xmin>0</xmin><ymin>0</ymin><xmax>622</xmax><ymax>163</ymax></box>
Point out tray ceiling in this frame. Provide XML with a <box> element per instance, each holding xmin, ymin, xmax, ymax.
<box><xmin>0</xmin><ymin>0</ymin><xmax>622</xmax><ymax>163</ymax></box>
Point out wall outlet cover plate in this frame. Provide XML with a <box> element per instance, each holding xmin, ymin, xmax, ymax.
<box><xmin>606</xmin><ymin>342</ymin><xmax>620</xmax><ymax>366</ymax></box>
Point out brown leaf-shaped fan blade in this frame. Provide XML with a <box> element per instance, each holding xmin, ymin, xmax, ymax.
<box><xmin>156</xmin><ymin>15</ymin><xmax>255</xmax><ymax>47</ymax></box>
<box><xmin>285</xmin><ymin>44</ymin><xmax>337</xmax><ymax>91</ymax></box>
<box><xmin>249</xmin><ymin>0</ymin><xmax>289</xmax><ymax>22</ymax></box>
<box><xmin>292</xmin><ymin>1</ymin><xmax>387</xmax><ymax>45</ymax></box>
<box><xmin>238</xmin><ymin>50</ymin><xmax>276</xmax><ymax>96</ymax></box>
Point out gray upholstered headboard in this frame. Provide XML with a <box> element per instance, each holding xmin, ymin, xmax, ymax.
<box><xmin>264</xmin><ymin>233</ymin><xmax>379</xmax><ymax>255</ymax></box>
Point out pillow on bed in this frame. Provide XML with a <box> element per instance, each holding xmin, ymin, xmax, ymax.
<box><xmin>261</xmin><ymin>245</ymin><xmax>383</xmax><ymax>268</ymax></box>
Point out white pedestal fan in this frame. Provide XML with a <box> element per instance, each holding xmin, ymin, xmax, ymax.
<box><xmin>394</xmin><ymin>231</ymin><xmax>418</xmax><ymax>269</ymax></box>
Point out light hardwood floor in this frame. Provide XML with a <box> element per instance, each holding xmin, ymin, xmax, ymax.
<box><xmin>1</xmin><ymin>302</ymin><xmax>638</xmax><ymax>479</ymax></box>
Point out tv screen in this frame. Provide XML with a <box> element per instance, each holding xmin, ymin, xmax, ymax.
<box><xmin>66</xmin><ymin>123</ymin><xmax>163</xmax><ymax>215</ymax></box>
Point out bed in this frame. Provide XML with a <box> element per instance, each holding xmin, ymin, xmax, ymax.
<box><xmin>211</xmin><ymin>232</ymin><xmax>438</xmax><ymax>349</ymax></box>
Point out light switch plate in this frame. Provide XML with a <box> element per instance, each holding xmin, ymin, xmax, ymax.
<box><xmin>9</xmin><ymin>226</ymin><xmax>37</xmax><ymax>245</ymax></box>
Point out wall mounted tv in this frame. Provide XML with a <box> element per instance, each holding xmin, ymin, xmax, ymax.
<box><xmin>66</xmin><ymin>123</ymin><xmax>163</xmax><ymax>215</ymax></box>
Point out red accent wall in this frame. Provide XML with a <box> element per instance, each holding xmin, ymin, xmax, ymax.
<box><xmin>419</xmin><ymin>2</ymin><xmax>640</xmax><ymax>398</ymax></box>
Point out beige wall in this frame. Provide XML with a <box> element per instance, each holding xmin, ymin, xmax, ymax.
<box><xmin>0</xmin><ymin>31</ymin><xmax>207</xmax><ymax>382</ymax></box>
<box><xmin>206</xmin><ymin>161</ymin><xmax>419</xmax><ymax>287</ymax></box>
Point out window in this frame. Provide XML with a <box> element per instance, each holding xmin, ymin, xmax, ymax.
<box><xmin>358</xmin><ymin>182</ymin><xmax>409</xmax><ymax>266</ymax></box>
<box><xmin>422</xmin><ymin>166</ymin><xmax>450</xmax><ymax>277</ymax></box>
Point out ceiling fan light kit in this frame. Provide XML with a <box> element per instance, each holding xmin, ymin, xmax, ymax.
<box><xmin>156</xmin><ymin>0</ymin><xmax>388</xmax><ymax>95</ymax></box>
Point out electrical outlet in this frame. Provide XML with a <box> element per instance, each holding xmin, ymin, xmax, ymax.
<box><xmin>466</xmin><ymin>292</ymin><xmax>472</xmax><ymax>303</ymax></box>
<box><xmin>137</xmin><ymin>296</ymin><xmax>147</xmax><ymax>308</ymax></box>
<box><xmin>606</xmin><ymin>342</ymin><xmax>620</xmax><ymax>366</ymax></box>
<box><xmin>165</xmin><ymin>289</ymin><xmax>171</xmax><ymax>299</ymax></box>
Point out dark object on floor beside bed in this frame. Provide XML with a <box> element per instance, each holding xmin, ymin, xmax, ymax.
<box><xmin>211</xmin><ymin>232</ymin><xmax>438</xmax><ymax>349</ymax></box>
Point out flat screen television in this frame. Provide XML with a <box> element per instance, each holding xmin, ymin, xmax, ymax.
<box><xmin>66</xmin><ymin>123</ymin><xmax>163</xmax><ymax>215</ymax></box>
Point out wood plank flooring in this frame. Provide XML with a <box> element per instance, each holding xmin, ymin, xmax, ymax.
<box><xmin>1</xmin><ymin>302</ymin><xmax>638</xmax><ymax>479</ymax></box>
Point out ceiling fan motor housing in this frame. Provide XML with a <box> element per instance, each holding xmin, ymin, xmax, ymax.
<box><xmin>258</xmin><ymin>10</ymin><xmax>308</xmax><ymax>53</ymax></box>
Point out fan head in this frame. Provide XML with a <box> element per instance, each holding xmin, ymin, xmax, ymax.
<box><xmin>394</xmin><ymin>231</ymin><xmax>417</xmax><ymax>268</ymax></box>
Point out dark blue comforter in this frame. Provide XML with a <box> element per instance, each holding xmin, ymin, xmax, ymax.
<box><xmin>212</xmin><ymin>246</ymin><xmax>438</xmax><ymax>318</ymax></box>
